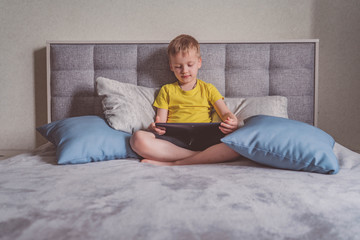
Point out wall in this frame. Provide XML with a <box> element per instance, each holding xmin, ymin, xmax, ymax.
<box><xmin>0</xmin><ymin>0</ymin><xmax>359</xmax><ymax>152</ymax></box>
<box><xmin>313</xmin><ymin>0</ymin><xmax>360</xmax><ymax>152</ymax></box>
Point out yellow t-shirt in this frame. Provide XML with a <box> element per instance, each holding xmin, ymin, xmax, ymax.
<box><xmin>153</xmin><ymin>79</ymin><xmax>223</xmax><ymax>123</ymax></box>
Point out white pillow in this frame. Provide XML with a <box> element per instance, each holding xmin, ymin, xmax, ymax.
<box><xmin>211</xmin><ymin>96</ymin><xmax>288</xmax><ymax>124</ymax></box>
<box><xmin>96</xmin><ymin>77</ymin><xmax>288</xmax><ymax>133</ymax></box>
<box><xmin>96</xmin><ymin>77</ymin><xmax>158</xmax><ymax>133</ymax></box>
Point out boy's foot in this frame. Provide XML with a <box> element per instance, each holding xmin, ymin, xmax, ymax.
<box><xmin>141</xmin><ymin>159</ymin><xmax>175</xmax><ymax>166</ymax></box>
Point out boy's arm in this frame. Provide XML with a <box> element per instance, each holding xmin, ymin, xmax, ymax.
<box><xmin>213</xmin><ymin>99</ymin><xmax>240</xmax><ymax>135</ymax></box>
<box><xmin>148</xmin><ymin>108</ymin><xmax>168</xmax><ymax>135</ymax></box>
<box><xmin>155</xmin><ymin>108</ymin><xmax>168</xmax><ymax>122</ymax></box>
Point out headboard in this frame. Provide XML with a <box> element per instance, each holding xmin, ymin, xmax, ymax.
<box><xmin>46</xmin><ymin>40</ymin><xmax>318</xmax><ymax>125</ymax></box>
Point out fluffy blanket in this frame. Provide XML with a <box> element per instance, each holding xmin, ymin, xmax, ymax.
<box><xmin>0</xmin><ymin>143</ymin><xmax>359</xmax><ymax>240</ymax></box>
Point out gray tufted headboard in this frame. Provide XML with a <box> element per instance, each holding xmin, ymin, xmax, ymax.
<box><xmin>46</xmin><ymin>40</ymin><xmax>318</xmax><ymax>125</ymax></box>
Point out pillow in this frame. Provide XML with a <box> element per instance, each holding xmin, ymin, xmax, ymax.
<box><xmin>96</xmin><ymin>77</ymin><xmax>159</xmax><ymax>133</ymax></box>
<box><xmin>221</xmin><ymin>115</ymin><xmax>339</xmax><ymax>174</ymax></box>
<box><xmin>36</xmin><ymin>116</ymin><xmax>139</xmax><ymax>164</ymax></box>
<box><xmin>212</xmin><ymin>96</ymin><xmax>288</xmax><ymax>124</ymax></box>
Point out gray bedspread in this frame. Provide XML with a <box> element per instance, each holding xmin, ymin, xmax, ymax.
<box><xmin>1</xmin><ymin>143</ymin><xmax>360</xmax><ymax>240</ymax></box>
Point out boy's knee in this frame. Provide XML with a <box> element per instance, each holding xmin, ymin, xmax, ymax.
<box><xmin>130</xmin><ymin>130</ymin><xmax>151</xmax><ymax>152</ymax></box>
<box><xmin>130</xmin><ymin>131</ymin><xmax>141</xmax><ymax>150</ymax></box>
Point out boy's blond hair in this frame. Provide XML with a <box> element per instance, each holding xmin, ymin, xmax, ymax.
<box><xmin>167</xmin><ymin>34</ymin><xmax>201</xmax><ymax>58</ymax></box>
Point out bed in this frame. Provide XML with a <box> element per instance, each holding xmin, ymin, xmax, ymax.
<box><xmin>1</xmin><ymin>41</ymin><xmax>360</xmax><ymax>240</ymax></box>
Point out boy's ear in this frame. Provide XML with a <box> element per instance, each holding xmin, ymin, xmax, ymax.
<box><xmin>198</xmin><ymin>57</ymin><xmax>202</xmax><ymax>69</ymax></box>
<box><xmin>169</xmin><ymin>60</ymin><xmax>174</xmax><ymax>72</ymax></box>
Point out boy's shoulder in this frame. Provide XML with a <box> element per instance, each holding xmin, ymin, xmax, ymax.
<box><xmin>197</xmin><ymin>79</ymin><xmax>211</xmax><ymax>86</ymax></box>
<box><xmin>197</xmin><ymin>79</ymin><xmax>217</xmax><ymax>89</ymax></box>
<box><xmin>160</xmin><ymin>81</ymin><xmax>178</xmax><ymax>90</ymax></box>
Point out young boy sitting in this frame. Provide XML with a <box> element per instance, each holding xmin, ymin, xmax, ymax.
<box><xmin>130</xmin><ymin>34</ymin><xmax>240</xmax><ymax>166</ymax></box>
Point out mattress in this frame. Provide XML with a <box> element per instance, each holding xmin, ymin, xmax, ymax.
<box><xmin>0</xmin><ymin>143</ymin><xmax>359</xmax><ymax>240</ymax></box>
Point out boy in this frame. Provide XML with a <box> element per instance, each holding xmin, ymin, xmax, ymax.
<box><xmin>130</xmin><ymin>34</ymin><xmax>240</xmax><ymax>166</ymax></box>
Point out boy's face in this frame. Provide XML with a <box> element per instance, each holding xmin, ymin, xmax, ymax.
<box><xmin>169</xmin><ymin>48</ymin><xmax>202</xmax><ymax>86</ymax></box>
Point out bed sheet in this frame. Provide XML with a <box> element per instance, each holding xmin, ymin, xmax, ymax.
<box><xmin>0</xmin><ymin>143</ymin><xmax>359</xmax><ymax>240</ymax></box>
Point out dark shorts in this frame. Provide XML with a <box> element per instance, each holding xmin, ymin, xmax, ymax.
<box><xmin>154</xmin><ymin>129</ymin><xmax>225</xmax><ymax>151</ymax></box>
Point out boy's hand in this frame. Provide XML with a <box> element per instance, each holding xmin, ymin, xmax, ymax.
<box><xmin>220</xmin><ymin>115</ymin><xmax>238</xmax><ymax>135</ymax></box>
<box><xmin>148</xmin><ymin>116</ymin><xmax>166</xmax><ymax>135</ymax></box>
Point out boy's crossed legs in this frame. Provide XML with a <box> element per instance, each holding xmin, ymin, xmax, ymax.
<box><xmin>130</xmin><ymin>130</ymin><xmax>198</xmax><ymax>161</ymax></box>
<box><xmin>130</xmin><ymin>130</ymin><xmax>239</xmax><ymax>166</ymax></box>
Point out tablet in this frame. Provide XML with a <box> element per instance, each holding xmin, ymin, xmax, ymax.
<box><xmin>155</xmin><ymin>122</ymin><xmax>221</xmax><ymax>135</ymax></box>
<box><xmin>155</xmin><ymin>122</ymin><xmax>224</xmax><ymax>151</ymax></box>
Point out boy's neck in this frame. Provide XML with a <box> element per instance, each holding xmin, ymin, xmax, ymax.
<box><xmin>179</xmin><ymin>79</ymin><xmax>197</xmax><ymax>91</ymax></box>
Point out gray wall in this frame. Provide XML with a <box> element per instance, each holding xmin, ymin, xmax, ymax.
<box><xmin>0</xmin><ymin>0</ymin><xmax>359</xmax><ymax>152</ymax></box>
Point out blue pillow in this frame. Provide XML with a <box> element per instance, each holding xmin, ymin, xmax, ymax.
<box><xmin>37</xmin><ymin>116</ymin><xmax>139</xmax><ymax>164</ymax></box>
<box><xmin>221</xmin><ymin>115</ymin><xmax>339</xmax><ymax>174</ymax></box>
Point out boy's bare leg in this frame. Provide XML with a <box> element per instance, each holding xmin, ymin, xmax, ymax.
<box><xmin>141</xmin><ymin>143</ymin><xmax>239</xmax><ymax>166</ymax></box>
<box><xmin>130</xmin><ymin>130</ymin><xmax>198</xmax><ymax>162</ymax></box>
